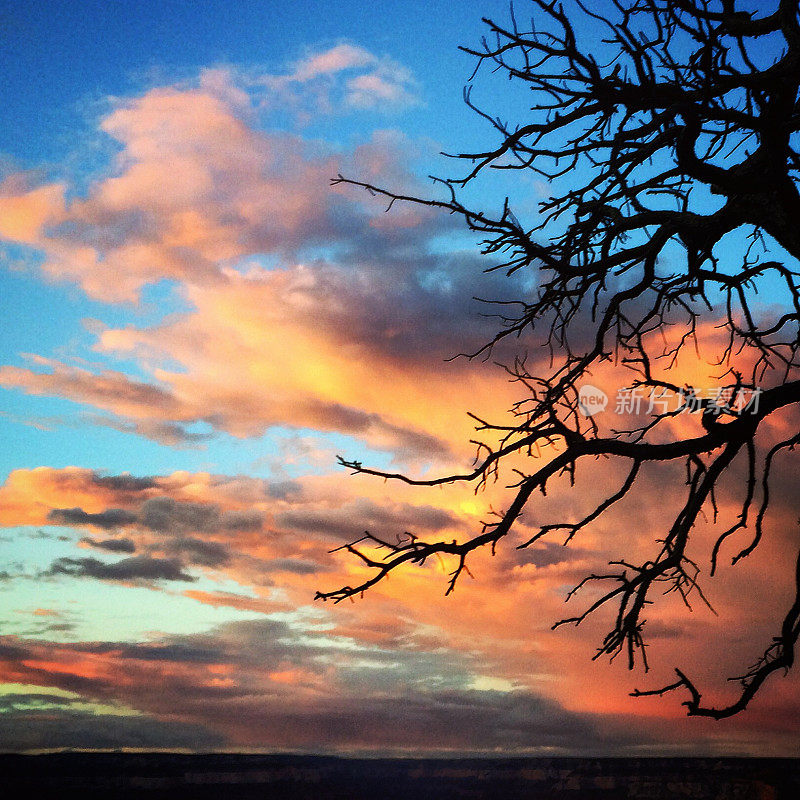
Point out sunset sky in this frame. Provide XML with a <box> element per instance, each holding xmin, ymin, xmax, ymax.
<box><xmin>1</xmin><ymin>0</ymin><xmax>799</xmax><ymax>755</ymax></box>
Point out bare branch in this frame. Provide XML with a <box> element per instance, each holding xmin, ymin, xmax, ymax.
<box><xmin>319</xmin><ymin>0</ymin><xmax>800</xmax><ymax>718</ymax></box>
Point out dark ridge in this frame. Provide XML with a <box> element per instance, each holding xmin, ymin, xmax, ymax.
<box><xmin>0</xmin><ymin>754</ymin><xmax>797</xmax><ymax>799</ymax></box>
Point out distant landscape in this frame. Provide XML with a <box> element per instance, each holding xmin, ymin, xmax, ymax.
<box><xmin>3</xmin><ymin>755</ymin><xmax>797</xmax><ymax>799</ymax></box>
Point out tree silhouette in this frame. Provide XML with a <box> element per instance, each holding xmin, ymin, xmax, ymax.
<box><xmin>317</xmin><ymin>0</ymin><xmax>800</xmax><ymax>719</ymax></box>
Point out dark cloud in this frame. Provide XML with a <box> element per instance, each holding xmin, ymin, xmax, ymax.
<box><xmin>39</xmin><ymin>470</ymin><xmax>158</xmax><ymax>496</ymax></box>
<box><xmin>643</xmin><ymin>621</ymin><xmax>689</xmax><ymax>640</ymax></box>
<box><xmin>84</xmin><ymin>640</ymin><xmax>224</xmax><ymax>664</ymax></box>
<box><xmin>140</xmin><ymin>497</ymin><xmax>219</xmax><ymax>533</ymax></box>
<box><xmin>265</xmin><ymin>557</ymin><xmax>320</xmax><ymax>575</ymax></box>
<box><xmin>46</xmin><ymin>555</ymin><xmax>195</xmax><ymax>583</ymax></box>
<box><xmin>139</xmin><ymin>497</ymin><xmax>263</xmax><ymax>534</ymax></box>
<box><xmin>265</xmin><ymin>480</ymin><xmax>303</xmax><ymax>500</ymax></box>
<box><xmin>278</xmin><ymin>498</ymin><xmax>458</xmax><ymax>541</ymax></box>
<box><xmin>218</xmin><ymin>509</ymin><xmax>265</xmax><ymax>532</ymax></box>
<box><xmin>306</xmin><ymin>400</ymin><xmax>451</xmax><ymax>460</ymax></box>
<box><xmin>0</xmin><ymin>692</ymin><xmax>78</xmax><ymax>713</ymax></box>
<box><xmin>5</xmin><ymin>617</ymin><xmax>795</xmax><ymax>755</ymax></box>
<box><xmin>90</xmin><ymin>474</ymin><xmax>158</xmax><ymax>493</ymax></box>
<box><xmin>0</xmin><ymin>623</ymin><xmax>641</xmax><ymax>754</ymax></box>
<box><xmin>165</xmin><ymin>536</ymin><xmax>231</xmax><ymax>568</ymax></box>
<box><xmin>513</xmin><ymin>542</ymin><xmax>592</xmax><ymax>569</ymax></box>
<box><xmin>0</xmin><ymin>704</ymin><xmax>223</xmax><ymax>751</ymax></box>
<box><xmin>79</xmin><ymin>536</ymin><xmax>137</xmax><ymax>553</ymax></box>
<box><xmin>0</xmin><ymin>684</ymin><xmax>627</xmax><ymax>755</ymax></box>
<box><xmin>37</xmin><ymin>622</ymin><xmax>76</xmax><ymax>634</ymax></box>
<box><xmin>0</xmin><ymin>640</ymin><xmax>30</xmax><ymax>660</ymax></box>
<box><xmin>289</xmin><ymin>248</ymin><xmax>531</xmax><ymax>367</ymax></box>
<box><xmin>0</xmin><ymin>563</ymin><xmax>27</xmax><ymax>581</ymax></box>
<box><xmin>235</xmin><ymin>689</ymin><xmax>603</xmax><ymax>753</ymax></box>
<box><xmin>47</xmin><ymin>497</ymin><xmax>264</xmax><ymax>538</ymax></box>
<box><xmin>88</xmin><ymin>414</ymin><xmax>214</xmax><ymax>448</ymax></box>
<box><xmin>26</xmin><ymin>529</ymin><xmax>60</xmax><ymax>540</ymax></box>
<box><xmin>48</xmin><ymin>507</ymin><xmax>138</xmax><ymax>529</ymax></box>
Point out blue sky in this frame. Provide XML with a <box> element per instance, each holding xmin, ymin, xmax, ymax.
<box><xmin>1</xmin><ymin>0</ymin><xmax>489</xmax><ymax>160</ymax></box>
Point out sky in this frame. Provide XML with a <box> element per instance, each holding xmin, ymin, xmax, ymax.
<box><xmin>0</xmin><ymin>0</ymin><xmax>799</xmax><ymax>756</ymax></box>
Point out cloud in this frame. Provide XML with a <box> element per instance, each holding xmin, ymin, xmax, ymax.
<box><xmin>49</xmin><ymin>507</ymin><xmax>138</xmax><ymax>529</ymax></box>
<box><xmin>87</xmin><ymin>414</ymin><xmax>214</xmax><ymax>448</ymax></box>
<box><xmin>0</xmin><ymin>468</ymin><xmax>146</xmax><ymax>527</ymax></box>
<box><xmin>0</xmin><ymin>62</ymin><xmax>423</xmax><ymax>303</ymax></box>
<box><xmin>0</xmin><ymin>622</ymin><xmax>647</xmax><ymax>755</ymax></box>
<box><xmin>29</xmin><ymin>608</ymin><xmax>60</xmax><ymax>617</ymax></box>
<box><xmin>3</xmin><ymin>468</ymin><xmax>265</xmax><ymax>532</ymax></box>
<box><xmin>182</xmin><ymin>590</ymin><xmax>285</xmax><ymax>614</ymax></box>
<box><xmin>262</xmin><ymin>557</ymin><xmax>319</xmax><ymax>575</ymax></box>
<box><xmin>0</xmin><ymin>362</ymin><xmax>185</xmax><ymax>420</ymax></box>
<box><xmin>0</xmin><ymin>468</ymin><xmax>267</xmax><ymax>527</ymax></box>
<box><xmin>0</xmin><ymin>94</ymin><xmax>344</xmax><ymax>301</ymax></box>
<box><xmin>137</xmin><ymin>497</ymin><xmax>262</xmax><ymax>535</ymax></box>
<box><xmin>78</xmin><ymin>536</ymin><xmax>137</xmax><ymax>554</ymax></box>
<box><xmin>4</xmin><ymin>610</ymin><xmax>798</xmax><ymax>755</ymax></box>
<box><xmin>277</xmin><ymin>498</ymin><xmax>459</xmax><ymax>541</ymax></box>
<box><xmin>0</xmin><ymin>63</ymin><xmax>525</xmax><ymax>460</ymax></box>
<box><xmin>289</xmin><ymin>44</ymin><xmax>376</xmax><ymax>81</ymax></box>
<box><xmin>511</xmin><ymin>541</ymin><xmax>593</xmax><ymax>570</ymax></box>
<box><xmin>5</xmin><ymin>53</ymin><xmax>798</xmax><ymax>756</ymax></box>
<box><xmin>3</xmin><ymin>453</ymin><xmax>800</xmax><ymax>756</ymax></box>
<box><xmin>0</xmin><ymin>695</ymin><xmax>223</xmax><ymax>751</ymax></box>
<box><xmin>46</xmin><ymin>555</ymin><xmax>195</xmax><ymax>583</ymax></box>
<box><xmin>0</xmin><ymin>179</ymin><xmax>65</xmax><ymax>242</ymax></box>
<box><xmin>263</xmin><ymin>44</ymin><xmax>419</xmax><ymax>114</ymax></box>
<box><xmin>88</xmin><ymin>474</ymin><xmax>159</xmax><ymax>493</ymax></box>
<box><xmin>164</xmin><ymin>536</ymin><xmax>231</xmax><ymax>568</ymax></box>
<box><xmin>0</xmin><ymin>121</ymin><xmax>516</xmax><ymax>462</ymax></box>
<box><xmin>0</xmin><ymin>466</ymin><xmax>477</xmax><ymax>594</ymax></box>
<box><xmin>346</xmin><ymin>71</ymin><xmax>415</xmax><ymax>108</ymax></box>
<box><xmin>0</xmin><ymin>247</ymin><xmax>524</xmax><ymax>457</ymax></box>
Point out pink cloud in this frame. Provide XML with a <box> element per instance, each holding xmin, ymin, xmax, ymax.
<box><xmin>0</xmin><ymin>77</ymin><xmax>424</xmax><ymax>301</ymax></box>
<box><xmin>0</xmin><ymin>69</ymin><xmax>489</xmax><ymax>459</ymax></box>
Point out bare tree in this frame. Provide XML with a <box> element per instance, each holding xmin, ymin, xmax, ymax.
<box><xmin>317</xmin><ymin>0</ymin><xmax>800</xmax><ymax>719</ymax></box>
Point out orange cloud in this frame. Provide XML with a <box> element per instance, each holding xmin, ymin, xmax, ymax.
<box><xmin>0</xmin><ymin>179</ymin><xmax>65</xmax><ymax>243</ymax></box>
<box><xmin>182</xmin><ymin>590</ymin><xmax>286</xmax><ymax>614</ymax></box>
<box><xmin>1</xmin><ymin>257</ymin><xmax>525</xmax><ymax>457</ymax></box>
<box><xmin>3</xmin><ymin>452</ymin><xmax>800</xmax><ymax>753</ymax></box>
